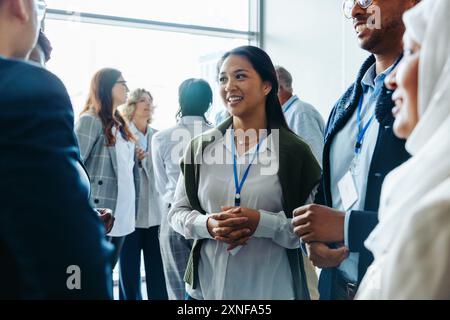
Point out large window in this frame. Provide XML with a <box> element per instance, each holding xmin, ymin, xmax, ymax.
<box><xmin>45</xmin><ymin>0</ymin><xmax>259</xmax><ymax>130</ymax></box>
<box><xmin>46</xmin><ymin>0</ymin><xmax>251</xmax><ymax>31</ymax></box>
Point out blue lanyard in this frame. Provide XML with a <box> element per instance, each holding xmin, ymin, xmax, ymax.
<box><xmin>355</xmin><ymin>94</ymin><xmax>376</xmax><ymax>154</ymax></box>
<box><xmin>283</xmin><ymin>96</ymin><xmax>299</xmax><ymax>113</ymax></box>
<box><xmin>355</xmin><ymin>72</ymin><xmax>389</xmax><ymax>155</ymax></box>
<box><xmin>231</xmin><ymin>129</ymin><xmax>262</xmax><ymax>206</ymax></box>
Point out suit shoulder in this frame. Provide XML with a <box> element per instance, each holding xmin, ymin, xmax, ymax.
<box><xmin>0</xmin><ymin>60</ymin><xmax>74</xmax><ymax>118</ymax></box>
<box><xmin>9</xmin><ymin>61</ymin><xmax>67</xmax><ymax>95</ymax></box>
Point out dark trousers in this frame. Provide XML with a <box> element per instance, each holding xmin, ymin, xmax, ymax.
<box><xmin>107</xmin><ymin>236</ymin><xmax>125</xmax><ymax>269</ymax></box>
<box><xmin>107</xmin><ymin>236</ymin><xmax>125</xmax><ymax>297</ymax></box>
<box><xmin>119</xmin><ymin>227</ymin><xmax>168</xmax><ymax>300</ymax></box>
<box><xmin>331</xmin><ymin>272</ymin><xmax>358</xmax><ymax>300</ymax></box>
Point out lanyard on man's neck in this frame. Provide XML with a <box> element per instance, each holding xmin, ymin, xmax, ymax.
<box><xmin>354</xmin><ymin>74</ymin><xmax>386</xmax><ymax>154</ymax></box>
<box><xmin>283</xmin><ymin>96</ymin><xmax>299</xmax><ymax>113</ymax></box>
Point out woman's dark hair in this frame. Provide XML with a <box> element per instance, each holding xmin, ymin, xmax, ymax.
<box><xmin>176</xmin><ymin>78</ymin><xmax>213</xmax><ymax>123</ymax></box>
<box><xmin>217</xmin><ymin>46</ymin><xmax>290</xmax><ymax>130</ymax></box>
<box><xmin>81</xmin><ymin>68</ymin><xmax>134</xmax><ymax>146</ymax></box>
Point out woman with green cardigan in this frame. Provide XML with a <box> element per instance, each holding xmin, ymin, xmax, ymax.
<box><xmin>168</xmin><ymin>46</ymin><xmax>321</xmax><ymax>300</ymax></box>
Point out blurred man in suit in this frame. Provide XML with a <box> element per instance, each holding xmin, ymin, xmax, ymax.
<box><xmin>0</xmin><ymin>0</ymin><xmax>113</xmax><ymax>299</ymax></box>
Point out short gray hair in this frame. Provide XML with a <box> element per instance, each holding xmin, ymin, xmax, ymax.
<box><xmin>275</xmin><ymin>66</ymin><xmax>293</xmax><ymax>93</ymax></box>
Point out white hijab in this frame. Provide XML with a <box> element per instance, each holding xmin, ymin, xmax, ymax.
<box><xmin>404</xmin><ymin>0</ymin><xmax>450</xmax><ymax>156</ymax></box>
<box><xmin>358</xmin><ymin>0</ymin><xmax>450</xmax><ymax>298</ymax></box>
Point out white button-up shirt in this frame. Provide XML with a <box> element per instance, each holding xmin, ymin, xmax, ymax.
<box><xmin>151</xmin><ymin>116</ymin><xmax>213</xmax><ymax>205</ymax></box>
<box><xmin>168</xmin><ymin>129</ymin><xmax>301</xmax><ymax>300</ymax></box>
<box><xmin>133</xmin><ymin>124</ymin><xmax>148</xmax><ymax>152</ymax></box>
<box><xmin>108</xmin><ymin>128</ymin><xmax>136</xmax><ymax>237</ymax></box>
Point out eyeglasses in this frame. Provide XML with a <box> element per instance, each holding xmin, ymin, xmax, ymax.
<box><xmin>342</xmin><ymin>0</ymin><xmax>374</xmax><ymax>19</ymax></box>
<box><xmin>36</xmin><ymin>0</ymin><xmax>47</xmax><ymax>22</ymax></box>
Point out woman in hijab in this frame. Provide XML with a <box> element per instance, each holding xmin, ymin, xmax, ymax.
<box><xmin>356</xmin><ymin>0</ymin><xmax>450</xmax><ymax>299</ymax></box>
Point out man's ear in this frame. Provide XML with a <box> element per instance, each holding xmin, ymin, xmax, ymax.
<box><xmin>10</xmin><ymin>0</ymin><xmax>31</xmax><ymax>23</ymax></box>
<box><xmin>263</xmin><ymin>81</ymin><xmax>272</xmax><ymax>96</ymax></box>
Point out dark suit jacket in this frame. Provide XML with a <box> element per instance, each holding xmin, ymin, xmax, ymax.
<box><xmin>316</xmin><ymin>55</ymin><xmax>411</xmax><ymax>299</ymax></box>
<box><xmin>0</xmin><ymin>57</ymin><xmax>113</xmax><ymax>299</ymax></box>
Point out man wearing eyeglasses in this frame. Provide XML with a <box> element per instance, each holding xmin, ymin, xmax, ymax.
<box><xmin>292</xmin><ymin>0</ymin><xmax>419</xmax><ymax>300</ymax></box>
<box><xmin>0</xmin><ymin>0</ymin><xmax>113</xmax><ymax>299</ymax></box>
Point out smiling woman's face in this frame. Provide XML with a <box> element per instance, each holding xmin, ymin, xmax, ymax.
<box><xmin>218</xmin><ymin>54</ymin><xmax>271</xmax><ymax>119</ymax></box>
<box><xmin>385</xmin><ymin>34</ymin><xmax>421</xmax><ymax>139</ymax></box>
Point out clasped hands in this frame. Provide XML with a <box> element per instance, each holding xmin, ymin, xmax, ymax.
<box><xmin>291</xmin><ymin>204</ymin><xmax>349</xmax><ymax>268</ymax></box>
<box><xmin>207</xmin><ymin>206</ymin><xmax>260</xmax><ymax>251</ymax></box>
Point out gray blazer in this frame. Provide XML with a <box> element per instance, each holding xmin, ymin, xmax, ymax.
<box><xmin>75</xmin><ymin>111</ymin><xmax>139</xmax><ymax>216</ymax></box>
<box><xmin>130</xmin><ymin>123</ymin><xmax>164</xmax><ymax>228</ymax></box>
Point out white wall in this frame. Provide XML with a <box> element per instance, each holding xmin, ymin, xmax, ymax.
<box><xmin>262</xmin><ymin>0</ymin><xmax>369</xmax><ymax>120</ymax></box>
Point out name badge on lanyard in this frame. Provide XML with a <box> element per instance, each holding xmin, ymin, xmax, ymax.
<box><xmin>340</xmin><ymin>94</ymin><xmax>375</xmax><ymax>211</ymax></box>
<box><xmin>338</xmin><ymin>171</ymin><xmax>358</xmax><ymax>211</ymax></box>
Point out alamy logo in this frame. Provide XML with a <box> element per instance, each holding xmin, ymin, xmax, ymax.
<box><xmin>66</xmin><ymin>265</ymin><xmax>81</xmax><ymax>290</ymax></box>
<box><xmin>366</xmin><ymin>5</ymin><xmax>381</xmax><ymax>29</ymax></box>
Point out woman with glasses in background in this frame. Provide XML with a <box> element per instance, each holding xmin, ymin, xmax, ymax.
<box><xmin>75</xmin><ymin>68</ymin><xmax>139</xmax><ymax>272</ymax></box>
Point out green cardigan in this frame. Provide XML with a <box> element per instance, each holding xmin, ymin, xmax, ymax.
<box><xmin>179</xmin><ymin>117</ymin><xmax>321</xmax><ymax>299</ymax></box>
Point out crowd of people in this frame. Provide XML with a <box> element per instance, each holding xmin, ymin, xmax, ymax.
<box><xmin>0</xmin><ymin>0</ymin><xmax>449</xmax><ymax>300</ymax></box>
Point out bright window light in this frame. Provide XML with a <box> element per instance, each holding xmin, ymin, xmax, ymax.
<box><xmin>45</xmin><ymin>0</ymin><xmax>250</xmax><ymax>31</ymax></box>
<box><xmin>44</xmin><ymin>7</ymin><xmax>252</xmax><ymax>130</ymax></box>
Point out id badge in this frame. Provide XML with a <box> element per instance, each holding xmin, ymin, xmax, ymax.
<box><xmin>337</xmin><ymin>171</ymin><xmax>359</xmax><ymax>211</ymax></box>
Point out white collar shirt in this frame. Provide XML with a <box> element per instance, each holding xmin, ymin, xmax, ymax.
<box><xmin>169</xmin><ymin>128</ymin><xmax>303</xmax><ymax>300</ymax></box>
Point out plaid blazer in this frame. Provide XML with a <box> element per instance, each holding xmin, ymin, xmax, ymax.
<box><xmin>75</xmin><ymin>111</ymin><xmax>139</xmax><ymax>216</ymax></box>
